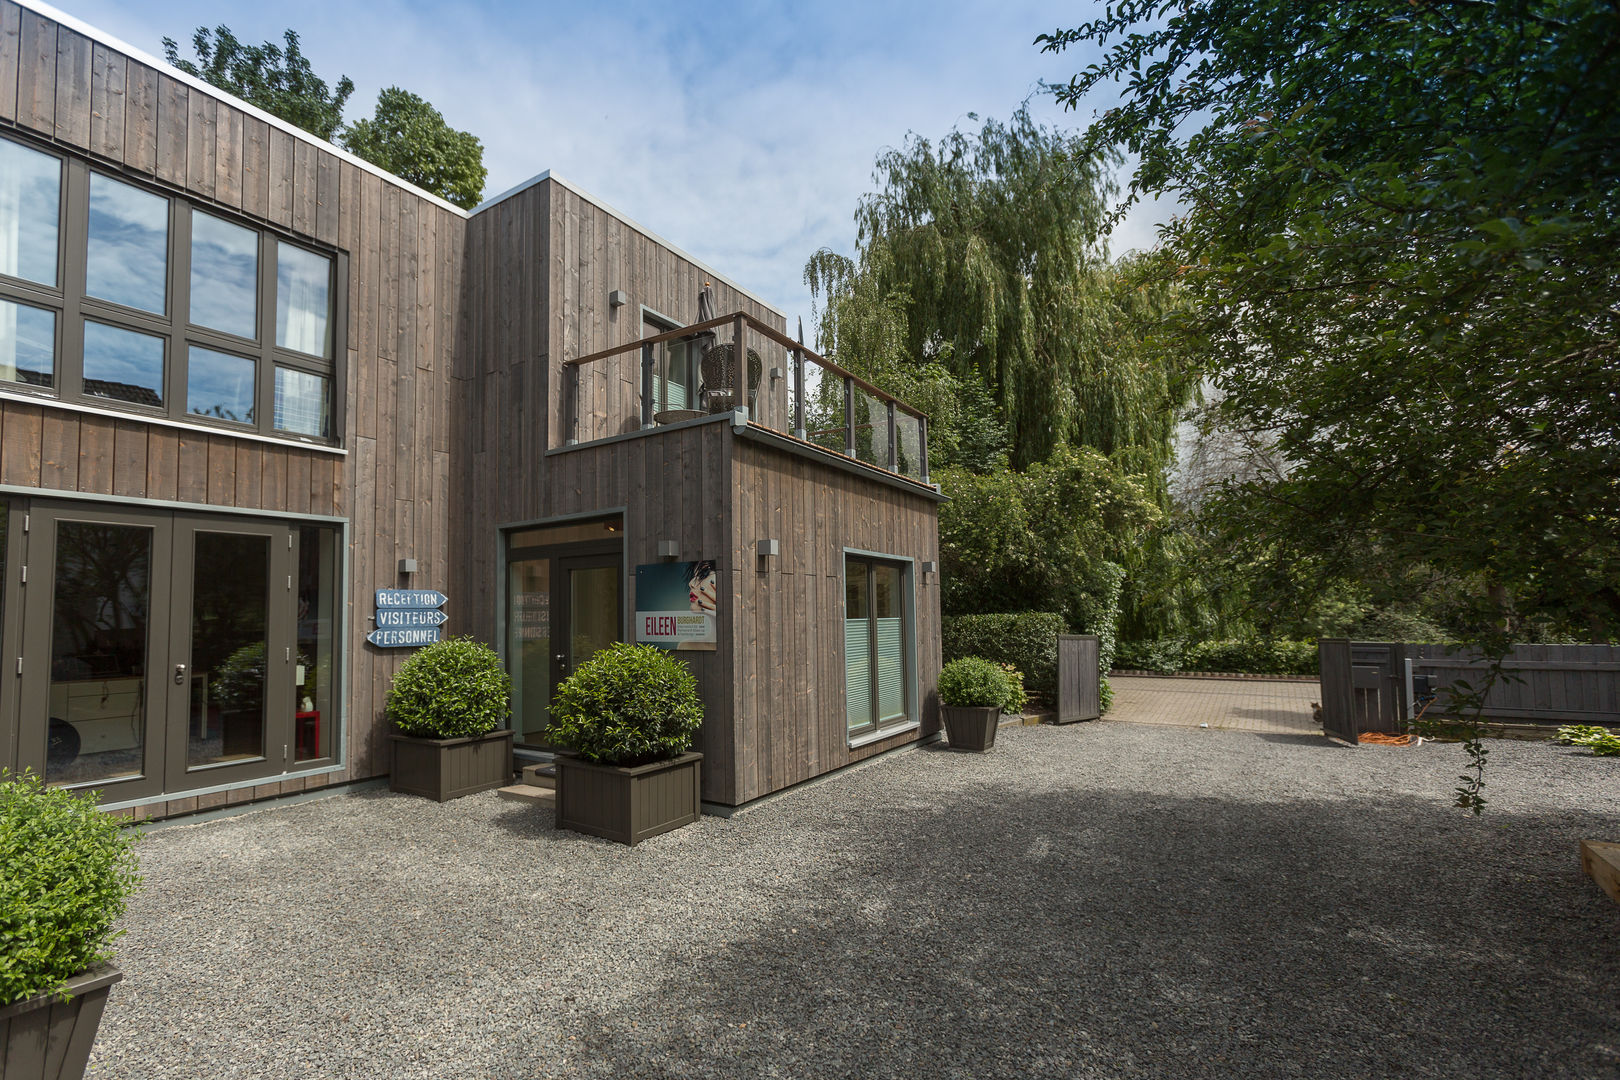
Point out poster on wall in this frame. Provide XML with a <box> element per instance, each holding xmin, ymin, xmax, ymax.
<box><xmin>635</xmin><ymin>561</ymin><xmax>718</xmax><ymax>651</ymax></box>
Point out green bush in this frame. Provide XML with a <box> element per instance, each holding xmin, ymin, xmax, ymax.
<box><xmin>1</xmin><ymin>771</ymin><xmax>141</xmax><ymax>1005</ymax></box>
<box><xmin>1557</xmin><ymin>724</ymin><xmax>1620</xmax><ymax>756</ymax></box>
<box><xmin>387</xmin><ymin>636</ymin><xmax>511</xmax><ymax>739</ymax></box>
<box><xmin>939</xmin><ymin>657</ymin><xmax>1023</xmax><ymax>711</ymax></box>
<box><xmin>1113</xmin><ymin>639</ymin><xmax>1188</xmax><ymax>674</ymax></box>
<box><xmin>1114</xmin><ymin>638</ymin><xmax>1317</xmax><ymax>676</ymax></box>
<box><xmin>549</xmin><ymin>643</ymin><xmax>704</xmax><ymax>766</ymax></box>
<box><xmin>942</xmin><ymin>612</ymin><xmax>1065</xmax><ymax>698</ymax></box>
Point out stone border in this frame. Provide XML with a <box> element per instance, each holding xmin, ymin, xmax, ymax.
<box><xmin>1110</xmin><ymin>670</ymin><xmax>1320</xmax><ymax>684</ymax></box>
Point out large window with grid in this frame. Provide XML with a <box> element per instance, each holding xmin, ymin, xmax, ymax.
<box><xmin>845</xmin><ymin>554</ymin><xmax>914</xmax><ymax>738</ymax></box>
<box><xmin>0</xmin><ymin>133</ymin><xmax>343</xmax><ymax>444</ymax></box>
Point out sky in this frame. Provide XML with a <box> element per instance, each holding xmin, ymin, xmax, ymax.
<box><xmin>52</xmin><ymin>0</ymin><xmax>1170</xmax><ymax>327</ymax></box>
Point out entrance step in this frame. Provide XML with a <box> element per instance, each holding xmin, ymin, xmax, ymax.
<box><xmin>520</xmin><ymin>763</ymin><xmax>557</xmax><ymax>789</ymax></box>
<box><xmin>497</xmin><ymin>783</ymin><xmax>555</xmax><ymax>805</ymax></box>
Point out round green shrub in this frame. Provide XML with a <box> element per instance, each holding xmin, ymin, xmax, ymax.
<box><xmin>0</xmin><ymin>770</ymin><xmax>141</xmax><ymax>1005</ymax></box>
<box><xmin>939</xmin><ymin>656</ymin><xmax>1021</xmax><ymax>711</ymax></box>
<box><xmin>387</xmin><ymin>636</ymin><xmax>511</xmax><ymax>739</ymax></box>
<box><xmin>549</xmin><ymin>643</ymin><xmax>703</xmax><ymax>766</ymax></box>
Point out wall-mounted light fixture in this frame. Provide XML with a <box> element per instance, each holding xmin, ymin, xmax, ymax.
<box><xmin>921</xmin><ymin>560</ymin><xmax>938</xmax><ymax>576</ymax></box>
<box><xmin>609</xmin><ymin>289</ymin><xmax>628</xmax><ymax>308</ymax></box>
<box><xmin>657</xmin><ymin>540</ymin><xmax>680</xmax><ymax>560</ymax></box>
<box><xmin>398</xmin><ymin>557</ymin><xmax>418</xmax><ymax>576</ymax></box>
<box><xmin>756</xmin><ymin>539</ymin><xmax>779</xmax><ymax>572</ymax></box>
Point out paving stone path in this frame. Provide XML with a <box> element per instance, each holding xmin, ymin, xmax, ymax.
<box><xmin>1107</xmin><ymin>674</ymin><xmax>1321</xmax><ymax>734</ymax></box>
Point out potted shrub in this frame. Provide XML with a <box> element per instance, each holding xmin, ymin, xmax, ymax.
<box><xmin>1</xmin><ymin>769</ymin><xmax>140</xmax><ymax>1079</ymax></box>
<box><xmin>387</xmin><ymin>636</ymin><xmax>514</xmax><ymax>802</ymax></box>
<box><xmin>938</xmin><ymin>656</ymin><xmax>1022</xmax><ymax>751</ymax></box>
<box><xmin>548</xmin><ymin>642</ymin><xmax>704</xmax><ymax>845</ymax></box>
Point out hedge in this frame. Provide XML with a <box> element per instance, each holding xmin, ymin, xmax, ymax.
<box><xmin>1114</xmin><ymin>638</ymin><xmax>1318</xmax><ymax>676</ymax></box>
<box><xmin>942</xmin><ymin>612</ymin><xmax>1065</xmax><ymax>699</ymax></box>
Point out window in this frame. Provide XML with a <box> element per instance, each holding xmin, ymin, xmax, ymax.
<box><xmin>845</xmin><ymin>554</ymin><xmax>913</xmax><ymax>737</ymax></box>
<box><xmin>0</xmin><ymin>132</ymin><xmax>343</xmax><ymax>444</ymax></box>
<box><xmin>643</xmin><ymin>314</ymin><xmax>695</xmax><ymax>415</ymax></box>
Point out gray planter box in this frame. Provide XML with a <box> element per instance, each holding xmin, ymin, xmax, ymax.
<box><xmin>555</xmin><ymin>751</ymin><xmax>702</xmax><ymax>845</ymax></box>
<box><xmin>389</xmin><ymin>729</ymin><xmax>514</xmax><ymax>802</ymax></box>
<box><xmin>0</xmin><ymin>963</ymin><xmax>122</xmax><ymax>1080</ymax></box>
<box><xmin>941</xmin><ymin>705</ymin><xmax>1000</xmax><ymax>751</ymax></box>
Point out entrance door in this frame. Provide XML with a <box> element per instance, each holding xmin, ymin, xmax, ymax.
<box><xmin>15</xmin><ymin>501</ymin><xmax>299</xmax><ymax>801</ymax></box>
<box><xmin>504</xmin><ymin>538</ymin><xmax>622</xmax><ymax>750</ymax></box>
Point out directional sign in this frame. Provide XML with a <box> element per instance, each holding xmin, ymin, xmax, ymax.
<box><xmin>376</xmin><ymin>589</ymin><xmax>447</xmax><ymax>609</ymax></box>
<box><xmin>367</xmin><ymin>627</ymin><xmax>442</xmax><ymax>648</ymax></box>
<box><xmin>376</xmin><ymin>608</ymin><xmax>449</xmax><ymax>628</ymax></box>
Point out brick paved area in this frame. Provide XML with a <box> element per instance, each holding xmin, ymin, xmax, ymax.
<box><xmin>1107</xmin><ymin>674</ymin><xmax>1322</xmax><ymax>734</ymax></box>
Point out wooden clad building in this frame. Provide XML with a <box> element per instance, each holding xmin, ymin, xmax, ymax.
<box><xmin>0</xmin><ymin>0</ymin><xmax>941</xmax><ymax>817</ymax></box>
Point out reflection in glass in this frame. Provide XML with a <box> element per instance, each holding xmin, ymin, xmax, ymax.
<box><xmin>187</xmin><ymin>346</ymin><xmax>255</xmax><ymax>423</ymax></box>
<box><xmin>506</xmin><ymin>557</ymin><xmax>551</xmax><ymax>745</ymax></box>
<box><xmin>86</xmin><ymin>173</ymin><xmax>168</xmax><ymax>314</ymax></box>
<box><xmin>0</xmin><ymin>138</ymin><xmax>61</xmax><ymax>286</ymax></box>
<box><xmin>569</xmin><ymin>566</ymin><xmax>620</xmax><ymax>672</ymax></box>
<box><xmin>873</xmin><ymin>564</ymin><xmax>905</xmax><ymax>723</ymax></box>
<box><xmin>46</xmin><ymin>521</ymin><xmax>151</xmax><ymax>786</ymax></box>
<box><xmin>845</xmin><ymin>559</ymin><xmax>872</xmax><ymax>732</ymax></box>
<box><xmin>190</xmin><ymin>212</ymin><xmax>258</xmax><ymax>338</ymax></box>
<box><xmin>83</xmin><ymin>321</ymin><xmax>164</xmax><ymax>406</ymax></box>
<box><xmin>294</xmin><ymin>525</ymin><xmax>337</xmax><ymax>761</ymax></box>
<box><xmin>273</xmin><ymin>366</ymin><xmax>329</xmax><ymax>437</ymax></box>
<box><xmin>0</xmin><ymin>298</ymin><xmax>54</xmax><ymax>388</ymax></box>
<box><xmin>189</xmin><ymin>532</ymin><xmax>270</xmax><ymax>768</ymax></box>
<box><xmin>276</xmin><ymin>243</ymin><xmax>331</xmax><ymax>357</ymax></box>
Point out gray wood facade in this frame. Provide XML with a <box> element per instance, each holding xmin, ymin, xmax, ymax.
<box><xmin>0</xmin><ymin>1</ymin><xmax>942</xmax><ymax>816</ymax></box>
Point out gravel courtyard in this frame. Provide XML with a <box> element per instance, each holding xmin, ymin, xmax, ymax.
<box><xmin>90</xmin><ymin>723</ymin><xmax>1620</xmax><ymax>1080</ymax></box>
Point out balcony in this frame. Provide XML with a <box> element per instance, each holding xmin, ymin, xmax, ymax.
<box><xmin>562</xmin><ymin>312</ymin><xmax>930</xmax><ymax>486</ymax></box>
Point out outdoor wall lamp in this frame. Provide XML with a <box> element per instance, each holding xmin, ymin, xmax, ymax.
<box><xmin>609</xmin><ymin>289</ymin><xmax>628</xmax><ymax>308</ymax></box>
<box><xmin>398</xmin><ymin>557</ymin><xmax>418</xmax><ymax>576</ymax></box>
<box><xmin>757</xmin><ymin>538</ymin><xmax>779</xmax><ymax>572</ymax></box>
<box><xmin>657</xmin><ymin>540</ymin><xmax>680</xmax><ymax>560</ymax></box>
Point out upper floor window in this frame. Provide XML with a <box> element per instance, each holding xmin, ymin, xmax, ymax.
<box><xmin>0</xmin><ymin>133</ymin><xmax>342</xmax><ymax>444</ymax></box>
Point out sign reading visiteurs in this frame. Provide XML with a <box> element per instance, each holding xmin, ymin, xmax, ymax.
<box><xmin>635</xmin><ymin>562</ymin><xmax>717</xmax><ymax>651</ymax></box>
<box><xmin>369</xmin><ymin>589</ymin><xmax>448</xmax><ymax>647</ymax></box>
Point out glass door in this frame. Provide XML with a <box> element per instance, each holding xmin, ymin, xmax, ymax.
<box><xmin>558</xmin><ymin>555</ymin><xmax>621</xmax><ymax>690</ymax></box>
<box><xmin>505</xmin><ymin>554</ymin><xmax>552</xmax><ymax>746</ymax></box>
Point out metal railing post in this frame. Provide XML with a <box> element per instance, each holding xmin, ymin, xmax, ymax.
<box><xmin>793</xmin><ymin>346</ymin><xmax>806</xmax><ymax>440</ymax></box>
<box><xmin>886</xmin><ymin>400</ymin><xmax>897</xmax><ymax>472</ymax></box>
<box><xmin>640</xmin><ymin>343</ymin><xmax>655</xmax><ymax>429</ymax></box>
<box><xmin>732</xmin><ymin>314</ymin><xmax>747</xmax><ymax>418</ymax></box>
<box><xmin>566</xmin><ymin>362</ymin><xmax>580</xmax><ymax>445</ymax></box>
<box><xmin>919</xmin><ymin>415</ymin><xmax>930</xmax><ymax>483</ymax></box>
<box><xmin>844</xmin><ymin>376</ymin><xmax>856</xmax><ymax>457</ymax></box>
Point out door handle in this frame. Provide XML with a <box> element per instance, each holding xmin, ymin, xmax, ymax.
<box><xmin>174</xmin><ymin>663</ymin><xmax>187</xmax><ymax>684</ymax></box>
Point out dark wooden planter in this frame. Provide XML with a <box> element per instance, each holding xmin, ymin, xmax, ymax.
<box><xmin>0</xmin><ymin>964</ymin><xmax>122</xmax><ymax>1080</ymax></box>
<box><xmin>389</xmin><ymin>729</ymin><xmax>513</xmax><ymax>802</ymax></box>
<box><xmin>555</xmin><ymin>751</ymin><xmax>702</xmax><ymax>845</ymax></box>
<box><xmin>941</xmin><ymin>705</ymin><xmax>1001</xmax><ymax>751</ymax></box>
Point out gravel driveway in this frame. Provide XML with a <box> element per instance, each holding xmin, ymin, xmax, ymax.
<box><xmin>89</xmin><ymin>723</ymin><xmax>1620</xmax><ymax>1079</ymax></box>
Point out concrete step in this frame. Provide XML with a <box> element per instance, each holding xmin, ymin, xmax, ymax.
<box><xmin>497</xmin><ymin>783</ymin><xmax>555</xmax><ymax>805</ymax></box>
<box><xmin>520</xmin><ymin>763</ymin><xmax>557</xmax><ymax>789</ymax></box>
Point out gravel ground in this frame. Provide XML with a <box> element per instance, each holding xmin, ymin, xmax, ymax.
<box><xmin>88</xmin><ymin>723</ymin><xmax>1620</xmax><ymax>1080</ymax></box>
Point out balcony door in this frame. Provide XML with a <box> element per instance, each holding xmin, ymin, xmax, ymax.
<box><xmin>13</xmin><ymin>501</ymin><xmax>297</xmax><ymax>801</ymax></box>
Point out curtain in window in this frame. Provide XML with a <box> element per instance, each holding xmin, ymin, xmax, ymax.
<box><xmin>846</xmin><ymin>617</ymin><xmax>872</xmax><ymax>732</ymax></box>
<box><xmin>875</xmin><ymin>617</ymin><xmax>905</xmax><ymax>723</ymax></box>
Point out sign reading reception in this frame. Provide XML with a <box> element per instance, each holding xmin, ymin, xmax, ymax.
<box><xmin>369</xmin><ymin>589</ymin><xmax>448</xmax><ymax>648</ymax></box>
<box><xmin>635</xmin><ymin>561</ymin><xmax>718</xmax><ymax>651</ymax></box>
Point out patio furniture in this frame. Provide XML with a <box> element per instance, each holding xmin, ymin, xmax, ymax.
<box><xmin>699</xmin><ymin>341</ymin><xmax>762</xmax><ymax>413</ymax></box>
<box><xmin>653</xmin><ymin>408</ymin><xmax>706</xmax><ymax>425</ymax></box>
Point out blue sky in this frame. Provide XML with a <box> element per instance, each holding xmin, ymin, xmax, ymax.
<box><xmin>53</xmin><ymin>0</ymin><xmax>1168</xmax><ymax>325</ymax></box>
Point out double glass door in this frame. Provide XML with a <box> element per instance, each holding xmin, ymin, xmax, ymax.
<box><xmin>505</xmin><ymin>542</ymin><xmax>622</xmax><ymax>749</ymax></box>
<box><xmin>9</xmin><ymin>500</ymin><xmax>312</xmax><ymax>802</ymax></box>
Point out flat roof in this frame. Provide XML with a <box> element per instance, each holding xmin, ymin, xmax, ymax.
<box><xmin>20</xmin><ymin>0</ymin><xmax>784</xmax><ymax>317</ymax></box>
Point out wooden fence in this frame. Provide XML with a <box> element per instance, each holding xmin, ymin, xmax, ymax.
<box><xmin>1056</xmin><ymin>635</ymin><xmax>1101</xmax><ymax>724</ymax></box>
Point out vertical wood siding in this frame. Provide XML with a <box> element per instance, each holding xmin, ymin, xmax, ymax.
<box><xmin>0</xmin><ymin>4</ymin><xmax>462</xmax><ymax>814</ymax></box>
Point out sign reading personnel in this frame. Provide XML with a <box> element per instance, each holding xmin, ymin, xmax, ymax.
<box><xmin>369</xmin><ymin>589</ymin><xmax>448</xmax><ymax>648</ymax></box>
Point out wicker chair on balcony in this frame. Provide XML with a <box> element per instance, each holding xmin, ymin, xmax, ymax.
<box><xmin>698</xmin><ymin>340</ymin><xmax>763</xmax><ymax>414</ymax></box>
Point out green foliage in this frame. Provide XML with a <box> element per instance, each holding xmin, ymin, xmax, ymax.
<box><xmin>549</xmin><ymin>643</ymin><xmax>703</xmax><ymax>766</ymax></box>
<box><xmin>938</xmin><ymin>657</ymin><xmax>1023</xmax><ymax>712</ymax></box>
<box><xmin>341</xmin><ymin>88</ymin><xmax>488</xmax><ymax>210</ymax></box>
<box><xmin>1556</xmin><ymin>724</ymin><xmax>1620</xmax><ymax>756</ymax></box>
<box><xmin>998</xmin><ymin>663</ymin><xmax>1029</xmax><ymax>716</ymax></box>
<box><xmin>163</xmin><ymin>27</ymin><xmax>353</xmax><ymax>140</ymax></box>
<box><xmin>0</xmin><ymin>771</ymin><xmax>140</xmax><ymax>1005</ymax></box>
<box><xmin>387</xmin><ymin>636</ymin><xmax>510</xmax><ymax>740</ymax></box>
<box><xmin>1043</xmin><ymin>0</ymin><xmax>1620</xmax><ymax>808</ymax></box>
<box><xmin>942</xmin><ymin>612</ymin><xmax>1064</xmax><ymax>699</ymax></box>
<box><xmin>1115</xmin><ymin>638</ymin><xmax>1317</xmax><ymax>675</ymax></box>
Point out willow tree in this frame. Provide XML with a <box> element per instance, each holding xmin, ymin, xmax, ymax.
<box><xmin>805</xmin><ymin>108</ymin><xmax>1192</xmax><ymax>477</ymax></box>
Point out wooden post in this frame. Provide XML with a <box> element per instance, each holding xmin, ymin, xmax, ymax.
<box><xmin>919</xmin><ymin>415</ymin><xmax>930</xmax><ymax>483</ymax></box>
<box><xmin>793</xmin><ymin>347</ymin><xmax>806</xmax><ymax>440</ymax></box>
<box><xmin>641</xmin><ymin>343</ymin><xmax>655</xmax><ymax>428</ymax></box>
<box><xmin>732</xmin><ymin>314</ymin><xmax>747</xmax><ymax>417</ymax></box>
<box><xmin>886</xmin><ymin>400</ymin><xmax>897</xmax><ymax>472</ymax></box>
<box><xmin>844</xmin><ymin>376</ymin><xmax>855</xmax><ymax>457</ymax></box>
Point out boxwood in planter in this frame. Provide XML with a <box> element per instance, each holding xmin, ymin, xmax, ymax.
<box><xmin>387</xmin><ymin>637</ymin><xmax>514</xmax><ymax>802</ymax></box>
<box><xmin>1</xmin><ymin>769</ymin><xmax>140</xmax><ymax>1079</ymax></box>
<box><xmin>937</xmin><ymin>656</ymin><xmax>1022</xmax><ymax>751</ymax></box>
<box><xmin>548</xmin><ymin>643</ymin><xmax>704</xmax><ymax>845</ymax></box>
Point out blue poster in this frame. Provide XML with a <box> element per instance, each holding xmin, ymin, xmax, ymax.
<box><xmin>635</xmin><ymin>561</ymin><xmax>718</xmax><ymax>651</ymax></box>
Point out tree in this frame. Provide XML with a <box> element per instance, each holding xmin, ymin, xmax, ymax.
<box><xmin>163</xmin><ymin>27</ymin><xmax>353</xmax><ymax>141</ymax></box>
<box><xmin>341</xmin><ymin>88</ymin><xmax>488</xmax><ymax>211</ymax></box>
<box><xmin>1042</xmin><ymin>0</ymin><xmax>1620</xmax><ymax>808</ymax></box>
